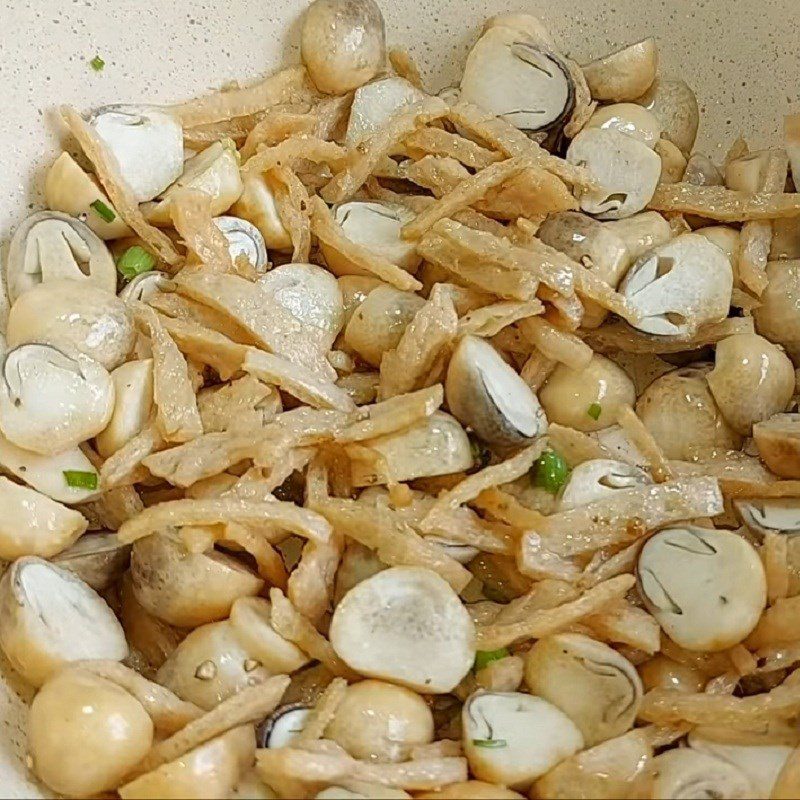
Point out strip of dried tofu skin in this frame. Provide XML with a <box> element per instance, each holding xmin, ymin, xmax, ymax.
<box><xmin>404</xmin><ymin>127</ymin><xmax>502</xmax><ymax>169</ymax></box>
<box><xmin>197</xmin><ymin>375</ymin><xmax>280</xmax><ymax>433</ymax></box>
<box><xmin>649</xmin><ymin>182</ymin><xmax>800</xmax><ymax>221</ymax></box>
<box><xmin>134</xmin><ymin>305</ymin><xmax>203</xmax><ymax>443</ymax></box>
<box><xmin>170</xmin><ymin>189</ymin><xmax>235</xmax><ymax>272</ymax></box>
<box><xmin>457</xmin><ymin>301</ymin><xmax>544</xmax><ymax>338</ymax></box>
<box><xmin>268</xmin><ymin>165</ymin><xmax>312</xmax><ymax>263</ymax></box>
<box><xmin>241</xmin><ymin>135</ymin><xmax>347</xmax><ymax>176</ymax></box>
<box><xmin>100</xmin><ymin>421</ymin><xmax>166</xmax><ymax>489</ymax></box>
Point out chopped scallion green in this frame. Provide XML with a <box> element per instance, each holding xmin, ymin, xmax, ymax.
<box><xmin>472</xmin><ymin>739</ymin><xmax>508</xmax><ymax>748</ymax></box>
<box><xmin>532</xmin><ymin>450</ymin><xmax>570</xmax><ymax>495</ymax></box>
<box><xmin>117</xmin><ymin>245</ymin><xmax>156</xmax><ymax>280</ymax></box>
<box><xmin>474</xmin><ymin>648</ymin><xmax>510</xmax><ymax>671</ymax></box>
<box><xmin>90</xmin><ymin>55</ymin><xmax>105</xmax><ymax>72</ymax></box>
<box><xmin>90</xmin><ymin>199</ymin><xmax>116</xmax><ymax>223</ymax></box>
<box><xmin>587</xmin><ymin>402</ymin><xmax>602</xmax><ymax>421</ymax></box>
<box><xmin>63</xmin><ymin>470</ymin><xmax>98</xmax><ymax>490</ymax></box>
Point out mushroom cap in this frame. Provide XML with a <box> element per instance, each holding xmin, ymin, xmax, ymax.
<box><xmin>524</xmin><ymin>632</ymin><xmax>643</xmax><ymax>746</ymax></box>
<box><xmin>345</xmin><ymin>76</ymin><xmax>426</xmax><ymax>148</ymax></box>
<box><xmin>582</xmin><ymin>38</ymin><xmax>658</xmax><ymax>102</ymax></box>
<box><xmin>585</xmin><ymin>103</ymin><xmax>662</xmax><ymax>148</ymax></box>
<box><xmin>0</xmin><ymin>344</ymin><xmax>114</xmax><ymax>455</ymax></box>
<box><xmin>649</xmin><ymin>748</ymin><xmax>754</xmax><ymax>800</ymax></box>
<box><xmin>415</xmin><ymin>782</ymin><xmax>523</xmax><ymax>800</ymax></box>
<box><xmin>635</xmin><ymin>77</ymin><xmax>700</xmax><ymax>156</ymax></box>
<box><xmin>6</xmin><ymin>210</ymin><xmax>117</xmax><ymax>303</ymax></box>
<box><xmin>7</xmin><ymin>279</ymin><xmax>135</xmax><ymax>370</ymax></box>
<box><xmin>695</xmin><ymin>225</ymin><xmax>741</xmax><ymax>271</ymax></box>
<box><xmin>637</xmin><ymin>526</ymin><xmax>767</xmax><ymax>651</ymax></box>
<box><xmin>460</xmin><ymin>25</ymin><xmax>575</xmax><ymax>133</ymax></box>
<box><xmin>329</xmin><ymin>566</ymin><xmax>475</xmax><ymax>693</ymax></box>
<box><xmin>338</xmin><ymin>275</ymin><xmax>387</xmax><ymax>326</ymax></box>
<box><xmin>445</xmin><ymin>335</ymin><xmax>547</xmax><ymax>448</ymax></box>
<box><xmin>89</xmin><ymin>104</ymin><xmax>184</xmax><ymax>202</ymax></box>
<box><xmin>231</xmin><ymin>172</ymin><xmax>292</xmax><ymax>252</ymax></box>
<box><xmin>707</xmin><ymin>333</ymin><xmax>795</xmax><ymax>436</ymax></box>
<box><xmin>735</xmin><ymin>498</ymin><xmax>800</xmax><ymax>539</ymax></box>
<box><xmin>52</xmin><ymin>531</ymin><xmax>131</xmax><ymax>591</ymax></box>
<box><xmin>684</xmin><ymin>153</ymin><xmax>724</xmax><ymax>187</ymax></box>
<box><xmin>258</xmin><ymin>704</ymin><xmax>312</xmax><ymax>749</ymax></box>
<box><xmin>754</xmin><ymin>260</ymin><xmax>800</xmax><ymax>362</ymax></box>
<box><xmin>638</xmin><ymin>655</ymin><xmax>705</xmax><ymax>693</ymax></box>
<box><xmin>462</xmin><ymin>690</ymin><xmax>584</xmax><ymax>789</ymax></box>
<box><xmin>753</xmin><ymin>413</ymin><xmax>800</xmax><ymax>478</ymax></box>
<box><xmin>215</xmin><ymin>216</ymin><xmax>268</xmax><ymax>273</ymax></box>
<box><xmin>301</xmin><ymin>0</ymin><xmax>386</xmax><ymax>95</ymax></box>
<box><xmin>558</xmin><ymin>458</ymin><xmax>651</xmax><ymax>510</ymax></box>
<box><xmin>118</xmin><ymin>269</ymin><xmax>174</xmax><ymax>304</ymax></box>
<box><xmin>566</xmin><ymin>128</ymin><xmax>661</xmax><ymax>219</ymax></box>
<box><xmin>603</xmin><ymin>211</ymin><xmax>671</xmax><ymax>261</ymax></box>
<box><xmin>619</xmin><ymin>233</ymin><xmax>733</xmax><ymax>337</ymax></box>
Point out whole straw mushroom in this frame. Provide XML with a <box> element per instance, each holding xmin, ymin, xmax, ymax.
<box><xmin>635</xmin><ymin>77</ymin><xmax>700</xmax><ymax>156</ymax></box>
<box><xmin>649</xmin><ymin>748</ymin><xmax>754</xmax><ymax>800</ymax></box>
<box><xmin>753</xmin><ymin>413</ymin><xmax>800</xmax><ymax>478</ymax></box>
<box><xmin>582</xmin><ymin>39</ymin><xmax>658</xmax><ymax>102</ymax></box>
<box><xmin>558</xmin><ymin>458</ymin><xmax>651</xmax><ymax>511</ymax></box>
<box><xmin>754</xmin><ymin>260</ymin><xmax>800</xmax><ymax>363</ymax></box>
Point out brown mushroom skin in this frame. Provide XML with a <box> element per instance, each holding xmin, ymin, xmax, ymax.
<box><xmin>754</xmin><ymin>261</ymin><xmax>800</xmax><ymax>364</ymax></box>
<box><xmin>583</xmin><ymin>39</ymin><xmax>658</xmax><ymax>103</ymax></box>
<box><xmin>753</xmin><ymin>414</ymin><xmax>800</xmax><ymax>478</ymax></box>
<box><xmin>635</xmin><ymin>77</ymin><xmax>699</xmax><ymax>156</ymax></box>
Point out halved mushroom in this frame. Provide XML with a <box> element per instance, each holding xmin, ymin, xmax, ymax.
<box><xmin>754</xmin><ymin>261</ymin><xmax>800</xmax><ymax>363</ymax></box>
<box><xmin>425</xmin><ymin>536</ymin><xmax>480</xmax><ymax>565</ymax></box>
<box><xmin>603</xmin><ymin>211</ymin><xmax>671</xmax><ymax>261</ymax></box>
<box><xmin>231</xmin><ymin>172</ymin><xmax>292</xmax><ymax>252</ymax></box>
<box><xmin>324</xmin><ymin>202</ymin><xmax>421</xmax><ymax>275</ymax></box>
<box><xmin>130</xmin><ymin>532</ymin><xmax>263</xmax><ymax>628</ymax></box>
<box><xmin>619</xmin><ymin>233</ymin><xmax>733</xmax><ymax>337</ymax></box>
<box><xmin>215</xmin><ymin>216</ymin><xmax>269</xmax><ymax>273</ymax></box>
<box><xmin>684</xmin><ymin>152</ymin><xmax>724</xmax><ymax>186</ymax></box>
<box><xmin>28</xmin><ymin>669</ymin><xmax>154</xmax><ymax>797</ymax></box>
<box><xmin>524</xmin><ymin>633</ymin><xmax>643</xmax><ymax>746</ymax></box>
<box><xmin>0</xmin><ymin>477</ymin><xmax>87</xmax><ymax>560</ymax></box>
<box><xmin>638</xmin><ymin>655</ymin><xmax>705</xmax><ymax>693</ymax></box>
<box><xmin>88</xmin><ymin>104</ymin><xmax>184</xmax><ymax>202</ymax></box>
<box><xmin>649</xmin><ymin>748</ymin><xmax>754</xmax><ymax>800</ymax></box>
<box><xmin>635</xmin><ymin>78</ymin><xmax>700</xmax><ymax>156</ymax></box>
<box><xmin>584</xmin><ymin>103</ymin><xmax>662</xmax><ymax>148</ymax></box>
<box><xmin>416</xmin><ymin>782</ymin><xmax>522</xmax><ymax>800</ymax></box>
<box><xmin>537</xmin><ymin>212</ymin><xmax>631</xmax><ymax>327</ymax></box>
<box><xmin>95</xmin><ymin>359</ymin><xmax>154</xmax><ymax>457</ymax></box>
<box><xmin>725</xmin><ymin>149</ymin><xmax>776</xmax><ymax>193</ymax></box>
<box><xmin>345</xmin><ymin>76</ymin><xmax>426</xmax><ymax>147</ymax></box>
<box><xmin>6</xmin><ymin>279</ymin><xmax>135</xmax><ymax>370</ymax></box>
<box><xmin>316</xmin><ymin>784</ymin><xmax>411</xmax><ymax>800</ymax></box>
<box><xmin>44</xmin><ymin>152</ymin><xmax>132</xmax><ymax>240</ymax></box>
<box><xmin>301</xmin><ymin>0</ymin><xmax>386</xmax><ymax>95</ymax></box>
<box><xmin>445</xmin><ymin>335</ymin><xmax>547</xmax><ymax>448</ymax></box>
<box><xmin>635</xmin><ymin>365</ymin><xmax>741</xmax><ymax>461</ymax></box>
<box><xmin>338</xmin><ymin>276</ymin><xmax>388</xmax><ymax>328</ymax></box>
<box><xmin>5</xmin><ymin>211</ymin><xmax>117</xmax><ymax>303</ymax></box>
<box><xmin>347</xmin><ymin>411</ymin><xmax>474</xmax><ymax>486</ymax></box>
<box><xmin>52</xmin><ymin>532</ymin><xmax>131</xmax><ymax>591</ymax></box>
<box><xmin>695</xmin><ymin>225</ymin><xmax>741</xmax><ymax>272</ymax></box>
<box><xmin>582</xmin><ymin>39</ymin><xmax>658</xmax><ymax>102</ymax></box>
<box><xmin>343</xmin><ymin>285</ymin><xmax>425</xmax><ymax>366</ymax></box>
<box><xmin>637</xmin><ymin>526</ymin><xmax>767</xmax><ymax>651</ymax></box>
<box><xmin>259</xmin><ymin>703</ymin><xmax>312</xmax><ymax>749</ymax></box>
<box><xmin>0</xmin><ymin>344</ymin><xmax>114</xmax><ymax>455</ymax></box>
<box><xmin>143</xmin><ymin>140</ymin><xmax>244</xmax><ymax>226</ymax></box>
<box><xmin>462</xmin><ymin>690</ymin><xmax>584</xmax><ymax>789</ymax></box>
<box><xmin>734</xmin><ymin>498</ymin><xmax>800</xmax><ymax>540</ymax></box>
<box><xmin>707</xmin><ymin>333</ymin><xmax>794</xmax><ymax>435</ymax></box>
<box><xmin>119</xmin><ymin>725</ymin><xmax>255</xmax><ymax>800</ymax></box>
<box><xmin>566</xmin><ymin>128</ymin><xmax>661</xmax><ymax>219</ymax></box>
<box><xmin>539</xmin><ymin>353</ymin><xmax>635</xmax><ymax>432</ymax></box>
<box><xmin>558</xmin><ymin>458</ymin><xmax>651</xmax><ymax>510</ymax></box>
<box><xmin>753</xmin><ymin>413</ymin><xmax>800</xmax><ymax>478</ymax></box>
<box><xmin>156</xmin><ymin>619</ymin><xmax>272</xmax><ymax>710</ymax></box>
<box><xmin>0</xmin><ymin>557</ymin><xmax>127</xmax><ymax>686</ymax></box>
<box><xmin>325</xmin><ymin>679</ymin><xmax>434</xmax><ymax>762</ymax></box>
<box><xmin>330</xmin><ymin>566</ymin><xmax>475</xmax><ymax>693</ymax></box>
<box><xmin>459</xmin><ymin>22</ymin><xmax>574</xmax><ymax>134</ymax></box>
<box><xmin>656</xmin><ymin>138</ymin><xmax>688</xmax><ymax>183</ymax></box>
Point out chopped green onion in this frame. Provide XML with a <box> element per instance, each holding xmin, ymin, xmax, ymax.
<box><xmin>532</xmin><ymin>450</ymin><xmax>570</xmax><ymax>495</ymax></box>
<box><xmin>474</xmin><ymin>648</ymin><xmax>510</xmax><ymax>671</ymax></box>
<box><xmin>90</xmin><ymin>199</ymin><xmax>116</xmax><ymax>223</ymax></box>
<box><xmin>587</xmin><ymin>402</ymin><xmax>602</xmax><ymax>421</ymax></box>
<box><xmin>90</xmin><ymin>55</ymin><xmax>105</xmax><ymax>72</ymax></box>
<box><xmin>472</xmin><ymin>739</ymin><xmax>508</xmax><ymax>748</ymax></box>
<box><xmin>117</xmin><ymin>245</ymin><xmax>157</xmax><ymax>280</ymax></box>
<box><xmin>63</xmin><ymin>470</ymin><xmax>98</xmax><ymax>490</ymax></box>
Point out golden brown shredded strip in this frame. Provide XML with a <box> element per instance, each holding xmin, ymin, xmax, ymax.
<box><xmin>242</xmin><ymin>134</ymin><xmax>347</xmax><ymax>175</ymax></box>
<box><xmin>458</xmin><ymin>300</ymin><xmax>544</xmax><ymax>338</ymax></box>
<box><xmin>517</xmin><ymin>317</ymin><xmax>592</xmax><ymax>371</ymax></box>
<box><xmin>764</xmin><ymin>531</ymin><xmax>791</xmax><ymax>604</ymax></box>
<box><xmin>720</xmin><ymin>479</ymin><xmax>800</xmax><ymax>499</ymax></box>
<box><xmin>61</xmin><ymin>107</ymin><xmax>181</xmax><ymax>266</ymax></box>
<box><xmin>649</xmin><ymin>182</ymin><xmax>800</xmax><ymax>221</ymax></box>
<box><xmin>268</xmin><ymin>164</ymin><xmax>312</xmax><ymax>263</ymax></box>
<box><xmin>100</xmin><ymin>421</ymin><xmax>166</xmax><ymax>490</ymax></box>
<box><xmin>240</xmin><ymin>105</ymin><xmax>317</xmax><ymax>159</ymax></box>
<box><xmin>616</xmin><ymin>403</ymin><xmax>673</xmax><ymax>483</ymax></box>
<box><xmin>388</xmin><ymin>47</ymin><xmax>425</xmax><ymax>90</ymax></box>
<box><xmin>287</xmin><ymin>533</ymin><xmax>344</xmax><ymax>625</ymax></box>
<box><xmin>171</xmin><ymin>189</ymin><xmax>235</xmax><ymax>272</ymax></box>
<box><xmin>404</xmin><ymin>127</ymin><xmax>502</xmax><ymax>169</ymax></box>
<box><xmin>294</xmin><ymin>678</ymin><xmax>349</xmax><ymax>746</ymax></box>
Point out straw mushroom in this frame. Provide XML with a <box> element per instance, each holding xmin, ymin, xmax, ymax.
<box><xmin>754</xmin><ymin>261</ymin><xmax>800</xmax><ymax>363</ymax></box>
<box><xmin>445</xmin><ymin>335</ymin><xmax>547</xmax><ymax>448</ymax></box>
<box><xmin>539</xmin><ymin>352</ymin><xmax>635</xmax><ymax>432</ymax></box>
<box><xmin>619</xmin><ymin>233</ymin><xmax>733</xmax><ymax>337</ymax></box>
<box><xmin>346</xmin><ymin>76</ymin><xmax>426</xmax><ymax>147</ymax></box>
<box><xmin>638</xmin><ymin>655</ymin><xmax>705</xmax><ymax>693</ymax></box>
<box><xmin>635</xmin><ymin>365</ymin><xmax>741</xmax><ymax>460</ymax></box>
<box><xmin>635</xmin><ymin>78</ymin><xmax>700</xmax><ymax>156</ymax></box>
<box><xmin>753</xmin><ymin>413</ymin><xmax>800</xmax><ymax>478</ymax></box>
<box><xmin>316</xmin><ymin>785</ymin><xmax>411</xmax><ymax>800</ymax></box>
<box><xmin>28</xmin><ymin>669</ymin><xmax>154</xmax><ymax>797</ymax></box>
<box><xmin>725</xmin><ymin>149</ymin><xmax>775</xmax><ymax>193</ymax></box>
<box><xmin>735</xmin><ymin>498</ymin><xmax>800</xmax><ymax>539</ymax></box>
<box><xmin>215</xmin><ymin>216</ymin><xmax>268</xmax><ymax>273</ymax></box>
<box><xmin>524</xmin><ymin>633</ymin><xmax>643</xmax><ymax>746</ymax></box>
<box><xmin>258</xmin><ymin>704</ymin><xmax>312</xmax><ymax>748</ymax></box>
<box><xmin>329</xmin><ymin>566</ymin><xmax>475</xmax><ymax>693</ymax></box>
<box><xmin>118</xmin><ymin>270</ymin><xmax>175</xmax><ymax>303</ymax></box>
<box><xmin>143</xmin><ymin>139</ymin><xmax>244</xmax><ymax>225</ymax></box>
<box><xmin>684</xmin><ymin>152</ymin><xmax>724</xmax><ymax>186</ymax></box>
<box><xmin>582</xmin><ymin>39</ymin><xmax>658</xmax><ymax>102</ymax></box>
<box><xmin>416</xmin><ymin>782</ymin><xmax>523</xmax><ymax>800</ymax></box>
<box><xmin>637</xmin><ymin>526</ymin><xmax>767</xmax><ymax>651</ymax></box>
<box><xmin>558</xmin><ymin>458</ymin><xmax>651</xmax><ymax>511</ymax></box>
<box><xmin>603</xmin><ymin>211</ymin><xmax>671</xmax><ymax>261</ymax></box>
<box><xmin>52</xmin><ymin>532</ymin><xmax>131</xmax><ymax>591</ymax></box>
<box><xmin>695</xmin><ymin>225</ymin><xmax>741</xmax><ymax>271</ymax></box>
<box><xmin>656</xmin><ymin>138</ymin><xmax>688</xmax><ymax>183</ymax></box>
<box><xmin>0</xmin><ymin>344</ymin><xmax>114</xmax><ymax>455</ymax></box>
<box><xmin>566</xmin><ymin>128</ymin><xmax>661</xmax><ymax>219</ymax></box>
<box><xmin>347</xmin><ymin>411</ymin><xmax>474</xmax><ymax>485</ymax></box>
<box><xmin>88</xmin><ymin>104</ymin><xmax>183</xmax><ymax>202</ymax></box>
<box><xmin>156</xmin><ymin>619</ymin><xmax>271</xmax><ymax>710</ymax></box>
<box><xmin>231</xmin><ymin>172</ymin><xmax>292</xmax><ymax>251</ymax></box>
<box><xmin>325</xmin><ymin>679</ymin><xmax>434</xmax><ymax>762</ymax></box>
<box><xmin>5</xmin><ymin>211</ymin><xmax>117</xmax><ymax>304</ymax></box>
<box><xmin>460</xmin><ymin>22</ymin><xmax>575</xmax><ymax>134</ymax></box>
<box><xmin>707</xmin><ymin>333</ymin><xmax>794</xmax><ymax>436</ymax></box>
<box><xmin>585</xmin><ymin>103</ymin><xmax>662</xmax><ymax>148</ymax></box>
<box><xmin>95</xmin><ymin>358</ymin><xmax>154</xmax><ymax>457</ymax></box>
<box><xmin>324</xmin><ymin>202</ymin><xmax>421</xmax><ymax>275</ymax></box>
<box><xmin>130</xmin><ymin>532</ymin><xmax>263</xmax><ymax>628</ymax></box>
<box><xmin>0</xmin><ymin>557</ymin><xmax>128</xmax><ymax>686</ymax></box>
<box><xmin>301</xmin><ymin>0</ymin><xmax>386</xmax><ymax>95</ymax></box>
<box><xmin>6</xmin><ymin>279</ymin><xmax>135</xmax><ymax>370</ymax></box>
<box><xmin>462</xmin><ymin>690</ymin><xmax>584</xmax><ymax>789</ymax></box>
<box><xmin>44</xmin><ymin>152</ymin><xmax>132</xmax><ymax>239</ymax></box>
<box><xmin>649</xmin><ymin>748</ymin><xmax>754</xmax><ymax>800</ymax></box>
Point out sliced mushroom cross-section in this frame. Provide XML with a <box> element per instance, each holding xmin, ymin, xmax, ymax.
<box><xmin>558</xmin><ymin>458</ymin><xmax>651</xmax><ymax>510</ymax></box>
<box><xmin>214</xmin><ymin>216</ymin><xmax>268</xmax><ymax>272</ymax></box>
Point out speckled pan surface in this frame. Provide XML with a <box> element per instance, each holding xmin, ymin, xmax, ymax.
<box><xmin>0</xmin><ymin>0</ymin><xmax>798</xmax><ymax>793</ymax></box>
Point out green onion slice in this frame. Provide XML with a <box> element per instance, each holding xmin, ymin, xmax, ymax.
<box><xmin>587</xmin><ymin>402</ymin><xmax>602</xmax><ymax>421</ymax></box>
<box><xmin>117</xmin><ymin>245</ymin><xmax>156</xmax><ymax>280</ymax></box>
<box><xmin>63</xmin><ymin>470</ymin><xmax>98</xmax><ymax>490</ymax></box>
<box><xmin>90</xmin><ymin>199</ymin><xmax>116</xmax><ymax>223</ymax></box>
<box><xmin>472</xmin><ymin>739</ymin><xmax>508</xmax><ymax>748</ymax></box>
<box><xmin>532</xmin><ymin>450</ymin><xmax>570</xmax><ymax>495</ymax></box>
<box><xmin>474</xmin><ymin>648</ymin><xmax>510</xmax><ymax>671</ymax></box>
<box><xmin>90</xmin><ymin>55</ymin><xmax>105</xmax><ymax>72</ymax></box>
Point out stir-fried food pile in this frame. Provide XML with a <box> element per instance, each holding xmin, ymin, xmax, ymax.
<box><xmin>6</xmin><ymin>1</ymin><xmax>800</xmax><ymax>798</ymax></box>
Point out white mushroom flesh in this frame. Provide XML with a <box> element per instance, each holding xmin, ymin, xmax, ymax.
<box><xmin>735</xmin><ymin>498</ymin><xmax>800</xmax><ymax>539</ymax></box>
<box><xmin>231</xmin><ymin>172</ymin><xmax>292</xmax><ymax>252</ymax></box>
<box><xmin>95</xmin><ymin>358</ymin><xmax>154</xmax><ymax>457</ymax></box>
<box><xmin>649</xmin><ymin>748</ymin><xmax>754</xmax><ymax>800</ymax></box>
<box><xmin>345</xmin><ymin>76</ymin><xmax>426</xmax><ymax>147</ymax></box>
<box><xmin>558</xmin><ymin>458</ymin><xmax>651</xmax><ymax>510</ymax></box>
<box><xmin>637</xmin><ymin>526</ymin><xmax>767</xmax><ymax>651</ymax></box>
<box><xmin>118</xmin><ymin>269</ymin><xmax>174</xmax><ymax>304</ymax></box>
<box><xmin>261</xmin><ymin>706</ymin><xmax>312</xmax><ymax>748</ymax></box>
<box><xmin>584</xmin><ymin>103</ymin><xmax>662</xmax><ymax>148</ymax></box>
<box><xmin>695</xmin><ymin>225</ymin><xmax>741</xmax><ymax>271</ymax></box>
<box><xmin>51</xmin><ymin>532</ymin><xmax>131</xmax><ymax>591</ymax></box>
<box><xmin>215</xmin><ymin>215</ymin><xmax>268</xmax><ymax>272</ymax></box>
<box><xmin>603</xmin><ymin>211</ymin><xmax>671</xmax><ymax>261</ymax></box>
